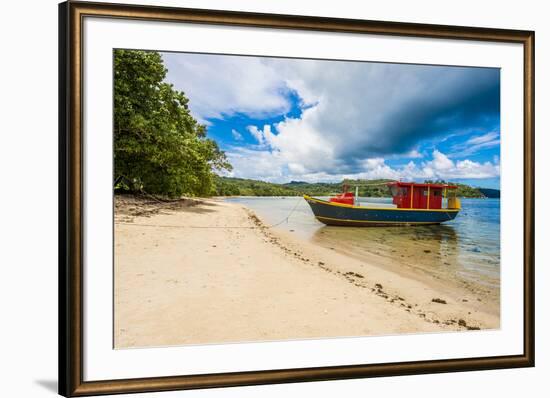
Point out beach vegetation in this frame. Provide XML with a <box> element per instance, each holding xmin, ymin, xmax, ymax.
<box><xmin>114</xmin><ymin>49</ymin><xmax>231</xmax><ymax>198</ymax></box>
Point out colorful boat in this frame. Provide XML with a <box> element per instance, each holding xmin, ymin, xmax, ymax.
<box><xmin>304</xmin><ymin>182</ymin><xmax>461</xmax><ymax>226</ymax></box>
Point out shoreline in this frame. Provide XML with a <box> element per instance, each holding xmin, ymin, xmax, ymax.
<box><xmin>247</xmin><ymin>206</ymin><xmax>500</xmax><ymax>330</ymax></box>
<box><xmin>228</xmin><ymin>195</ymin><xmax>500</xmax><ymax>305</ymax></box>
<box><xmin>114</xmin><ymin>194</ymin><xmax>499</xmax><ymax>349</ymax></box>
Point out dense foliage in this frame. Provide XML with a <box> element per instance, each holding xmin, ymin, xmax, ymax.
<box><xmin>214</xmin><ymin>177</ymin><xmax>393</xmax><ymax>197</ymax></box>
<box><xmin>214</xmin><ymin>177</ymin><xmax>298</xmax><ymax>196</ymax></box>
<box><xmin>280</xmin><ymin>179</ymin><xmax>395</xmax><ymax>197</ymax></box>
<box><xmin>215</xmin><ymin>177</ymin><xmax>495</xmax><ymax>198</ymax></box>
<box><xmin>114</xmin><ymin>50</ymin><xmax>231</xmax><ymax>198</ymax></box>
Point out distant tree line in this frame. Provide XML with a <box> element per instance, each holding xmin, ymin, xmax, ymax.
<box><xmin>214</xmin><ymin>177</ymin><xmax>497</xmax><ymax>198</ymax></box>
<box><xmin>214</xmin><ymin>177</ymin><xmax>299</xmax><ymax>196</ymax></box>
<box><xmin>424</xmin><ymin>179</ymin><xmax>485</xmax><ymax>198</ymax></box>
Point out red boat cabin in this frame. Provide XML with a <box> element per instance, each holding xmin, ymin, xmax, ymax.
<box><xmin>328</xmin><ymin>182</ymin><xmax>460</xmax><ymax>209</ymax></box>
<box><xmin>387</xmin><ymin>182</ymin><xmax>458</xmax><ymax>210</ymax></box>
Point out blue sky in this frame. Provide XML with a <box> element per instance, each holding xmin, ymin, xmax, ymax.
<box><xmin>162</xmin><ymin>52</ymin><xmax>500</xmax><ymax>189</ymax></box>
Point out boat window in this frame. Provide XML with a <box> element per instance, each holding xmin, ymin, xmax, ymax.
<box><xmin>433</xmin><ymin>190</ymin><xmax>441</xmax><ymax>196</ymax></box>
<box><xmin>390</xmin><ymin>185</ymin><xmax>399</xmax><ymax>196</ymax></box>
<box><xmin>423</xmin><ymin>189</ymin><xmax>428</xmax><ymax>196</ymax></box>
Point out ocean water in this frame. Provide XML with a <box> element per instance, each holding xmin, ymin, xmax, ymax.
<box><xmin>225</xmin><ymin>196</ymin><xmax>501</xmax><ymax>288</ymax></box>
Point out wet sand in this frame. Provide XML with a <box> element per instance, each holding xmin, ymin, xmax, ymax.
<box><xmin>114</xmin><ymin>195</ymin><xmax>499</xmax><ymax>349</ymax></box>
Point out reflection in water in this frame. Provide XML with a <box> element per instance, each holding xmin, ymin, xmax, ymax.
<box><xmin>225</xmin><ymin>196</ymin><xmax>500</xmax><ymax>288</ymax></box>
<box><xmin>313</xmin><ymin>224</ymin><xmax>458</xmax><ymax>260</ymax></box>
<box><xmin>312</xmin><ymin>224</ymin><xmax>467</xmax><ymax>284</ymax></box>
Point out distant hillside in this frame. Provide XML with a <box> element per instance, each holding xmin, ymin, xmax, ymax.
<box><xmin>280</xmin><ymin>179</ymin><xmax>394</xmax><ymax>197</ymax></box>
<box><xmin>478</xmin><ymin>188</ymin><xmax>501</xmax><ymax>198</ymax></box>
<box><xmin>455</xmin><ymin>184</ymin><xmax>484</xmax><ymax>198</ymax></box>
<box><xmin>424</xmin><ymin>180</ymin><xmax>484</xmax><ymax>198</ymax></box>
<box><xmin>214</xmin><ymin>176</ymin><xmax>488</xmax><ymax>198</ymax></box>
<box><xmin>213</xmin><ymin>176</ymin><xmax>298</xmax><ymax>196</ymax></box>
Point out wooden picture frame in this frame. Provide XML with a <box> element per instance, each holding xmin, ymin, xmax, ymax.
<box><xmin>59</xmin><ymin>1</ymin><xmax>534</xmax><ymax>396</ymax></box>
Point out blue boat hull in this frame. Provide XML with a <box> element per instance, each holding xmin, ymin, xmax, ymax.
<box><xmin>304</xmin><ymin>195</ymin><xmax>459</xmax><ymax>226</ymax></box>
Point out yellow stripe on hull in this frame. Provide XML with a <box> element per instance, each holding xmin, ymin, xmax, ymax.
<box><xmin>304</xmin><ymin>194</ymin><xmax>460</xmax><ymax>212</ymax></box>
<box><xmin>315</xmin><ymin>216</ymin><xmax>442</xmax><ymax>226</ymax></box>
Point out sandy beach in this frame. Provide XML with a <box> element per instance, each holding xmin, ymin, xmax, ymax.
<box><xmin>114</xmin><ymin>195</ymin><xmax>499</xmax><ymax>349</ymax></box>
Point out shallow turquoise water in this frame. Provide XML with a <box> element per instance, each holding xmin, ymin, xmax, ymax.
<box><xmin>225</xmin><ymin>196</ymin><xmax>500</xmax><ymax>287</ymax></box>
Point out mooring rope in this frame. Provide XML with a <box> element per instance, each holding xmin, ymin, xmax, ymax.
<box><xmin>116</xmin><ymin>223</ymin><xmax>258</xmax><ymax>229</ymax></box>
<box><xmin>114</xmin><ymin>179</ymin><xmax>395</xmax><ymax>230</ymax></box>
<box><xmin>116</xmin><ymin>194</ymin><xmax>304</xmax><ymax>230</ymax></box>
<box><xmin>265</xmin><ymin>195</ymin><xmax>303</xmax><ymax>228</ymax></box>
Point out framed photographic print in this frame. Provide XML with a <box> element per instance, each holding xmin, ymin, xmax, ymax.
<box><xmin>59</xmin><ymin>1</ymin><xmax>534</xmax><ymax>396</ymax></box>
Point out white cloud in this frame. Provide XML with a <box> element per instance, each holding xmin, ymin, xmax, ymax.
<box><xmin>467</xmin><ymin>131</ymin><xmax>499</xmax><ymax>145</ymax></box>
<box><xmin>405</xmin><ymin>149</ymin><xmax>423</xmax><ymax>159</ymax></box>
<box><xmin>221</xmin><ymin>147</ymin><xmax>287</xmax><ymax>182</ymax></box>
<box><xmin>342</xmin><ymin>151</ymin><xmax>499</xmax><ymax>182</ymax></box>
<box><xmin>246</xmin><ymin>125</ymin><xmax>277</xmax><ymax>147</ymax></box>
<box><xmin>419</xmin><ymin>150</ymin><xmax>500</xmax><ymax>179</ymax></box>
<box><xmin>224</xmin><ymin>149</ymin><xmax>499</xmax><ymax>183</ymax></box>
<box><xmin>450</xmin><ymin>131</ymin><xmax>500</xmax><ymax>157</ymax></box>
<box><xmin>348</xmin><ymin>158</ymin><xmax>402</xmax><ymax>181</ymax></box>
<box><xmin>231</xmin><ymin>129</ymin><xmax>243</xmax><ymax>141</ymax></box>
<box><xmin>162</xmin><ymin>53</ymin><xmax>291</xmax><ymax>123</ymax></box>
<box><xmin>431</xmin><ymin>149</ymin><xmax>454</xmax><ymax>171</ymax></box>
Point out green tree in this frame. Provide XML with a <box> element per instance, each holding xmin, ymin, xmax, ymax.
<box><xmin>114</xmin><ymin>50</ymin><xmax>231</xmax><ymax>198</ymax></box>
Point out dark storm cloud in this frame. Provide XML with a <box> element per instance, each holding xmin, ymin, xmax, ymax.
<box><xmin>259</xmin><ymin>59</ymin><xmax>501</xmax><ymax>175</ymax></box>
<box><xmin>357</xmin><ymin>67</ymin><xmax>500</xmax><ymax>157</ymax></box>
